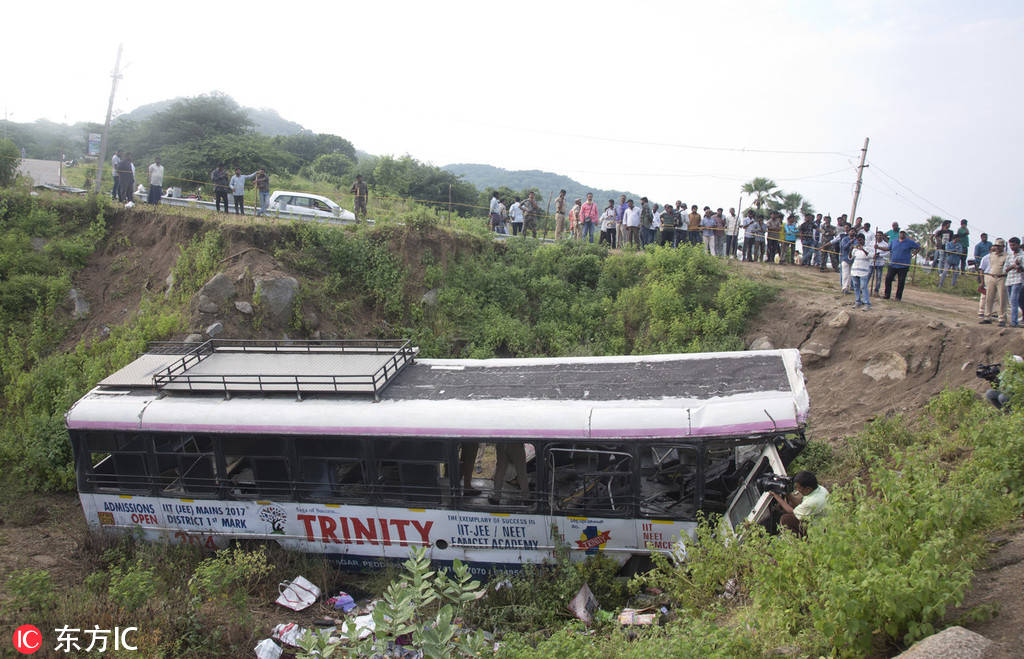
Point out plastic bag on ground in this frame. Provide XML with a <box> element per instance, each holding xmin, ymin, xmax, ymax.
<box><xmin>254</xmin><ymin>638</ymin><xmax>282</xmax><ymax>659</ymax></box>
<box><xmin>271</xmin><ymin>622</ymin><xmax>305</xmax><ymax>647</ymax></box>
<box><xmin>275</xmin><ymin>575</ymin><xmax>321</xmax><ymax>611</ymax></box>
<box><xmin>338</xmin><ymin>614</ymin><xmax>376</xmax><ymax>640</ymax></box>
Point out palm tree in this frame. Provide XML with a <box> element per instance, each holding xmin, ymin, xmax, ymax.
<box><xmin>799</xmin><ymin>200</ymin><xmax>816</xmax><ymax>216</ymax></box>
<box><xmin>780</xmin><ymin>192</ymin><xmax>804</xmax><ymax>218</ymax></box>
<box><xmin>741</xmin><ymin>177</ymin><xmax>782</xmax><ymax>216</ymax></box>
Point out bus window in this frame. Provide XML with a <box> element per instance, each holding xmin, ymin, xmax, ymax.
<box><xmin>153</xmin><ymin>434</ymin><xmax>217</xmax><ymax>496</ymax></box>
<box><xmin>702</xmin><ymin>444</ymin><xmax>760</xmax><ymax>513</ymax></box>
<box><xmin>640</xmin><ymin>445</ymin><xmax>698</xmax><ymax>520</ymax></box>
<box><xmin>86</xmin><ymin>432</ymin><xmax>151</xmax><ymax>493</ymax></box>
<box><xmin>373</xmin><ymin>439</ymin><xmax>447</xmax><ymax>506</ymax></box>
<box><xmin>547</xmin><ymin>444</ymin><xmax>634</xmax><ymax>516</ymax></box>
<box><xmin>294</xmin><ymin>437</ymin><xmax>369</xmax><ymax>503</ymax></box>
<box><xmin>222</xmin><ymin>436</ymin><xmax>292</xmax><ymax>499</ymax></box>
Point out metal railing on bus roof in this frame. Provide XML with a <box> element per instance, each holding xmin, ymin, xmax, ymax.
<box><xmin>145</xmin><ymin>339</ymin><xmax>416</xmax><ymax>400</ymax></box>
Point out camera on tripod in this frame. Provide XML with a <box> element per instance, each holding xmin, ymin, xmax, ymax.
<box><xmin>976</xmin><ymin>363</ymin><xmax>1001</xmax><ymax>384</ymax></box>
<box><xmin>757</xmin><ymin>473</ymin><xmax>794</xmax><ymax>495</ymax></box>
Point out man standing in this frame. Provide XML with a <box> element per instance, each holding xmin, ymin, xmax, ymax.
<box><xmin>229</xmin><ymin>167</ymin><xmax>253</xmax><ymax>215</ymax></box>
<box><xmin>210</xmin><ymin>164</ymin><xmax>230</xmax><ymax>213</ymax></box>
<box><xmin>799</xmin><ymin>213</ymin><xmax>816</xmax><ymax>266</ymax></box>
<box><xmin>253</xmin><ymin>168</ymin><xmax>270</xmax><ymax>216</ymax></box>
<box><xmin>886</xmin><ymin>221</ymin><xmax>900</xmax><ymax>245</ymax></box>
<box><xmin>489</xmin><ymin>191</ymin><xmax>503</xmax><ymax>234</ymax></box>
<box><xmin>687</xmin><ymin>204</ymin><xmax>702</xmax><ymax>246</ymax></box>
<box><xmin>765</xmin><ymin>212</ymin><xmax>782</xmax><ymax>263</ymax></box>
<box><xmin>883</xmin><ymin>230</ymin><xmax>921</xmax><ymax>302</ymax></box>
<box><xmin>933</xmin><ymin>220</ymin><xmax>954</xmax><ymax>269</ymax></box>
<box><xmin>554</xmin><ymin>190</ymin><xmax>567</xmax><ymax>240</ymax></box>
<box><xmin>981</xmin><ymin>239</ymin><xmax>1009</xmax><ymax>326</ymax></box>
<box><xmin>580</xmin><ymin>193</ymin><xmax>599</xmax><ymax>244</ymax></box>
<box><xmin>701</xmin><ymin>208</ymin><xmax>718</xmax><ymax>255</ymax></box>
<box><xmin>623</xmin><ymin>199</ymin><xmax>641</xmax><ymax>248</ymax></box>
<box><xmin>509</xmin><ymin>196</ymin><xmax>524</xmax><ymax>236</ymax></box>
<box><xmin>616</xmin><ymin>194</ymin><xmax>629</xmax><ymax>248</ymax></box>
<box><xmin>116</xmin><ymin>152</ymin><xmax>135</xmax><ymax>203</ymax></box>
<box><xmin>350</xmin><ymin>175</ymin><xmax>368</xmax><ymax>221</ymax></box>
<box><xmin>715</xmin><ymin>208</ymin><xmax>728</xmax><ymax>257</ymax></box>
<box><xmin>956</xmin><ymin>219</ymin><xmax>970</xmax><ymax>273</ymax></box>
<box><xmin>111</xmin><ymin>150</ymin><xmax>123</xmax><ymax>201</ymax></box>
<box><xmin>147</xmin><ymin>157</ymin><xmax>164</xmax><ymax>205</ymax></box>
<box><xmin>521</xmin><ymin>191</ymin><xmax>540</xmax><ymax>239</ymax></box>
<box><xmin>725</xmin><ymin>208</ymin><xmax>740</xmax><ymax>257</ymax></box>
<box><xmin>819</xmin><ymin>217</ymin><xmax>838</xmax><ymax>272</ymax></box>
<box><xmin>973</xmin><ymin>233</ymin><xmax>992</xmax><ymax>270</ymax></box>
<box><xmin>741</xmin><ymin>210</ymin><xmax>758</xmax><ymax>261</ymax></box>
<box><xmin>674</xmin><ymin>201</ymin><xmax>687</xmax><ymax>248</ymax></box>
<box><xmin>1004</xmin><ymin>237</ymin><xmax>1024</xmax><ymax>328</ymax></box>
<box><xmin>659</xmin><ymin>201</ymin><xmax>677</xmax><ymax>247</ymax></box>
<box><xmin>640</xmin><ymin>198</ymin><xmax>654</xmax><ymax>247</ymax></box>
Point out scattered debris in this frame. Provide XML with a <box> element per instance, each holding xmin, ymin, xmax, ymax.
<box><xmin>275</xmin><ymin>576</ymin><xmax>321</xmax><ymax>611</ymax></box>
<box><xmin>327</xmin><ymin>591</ymin><xmax>357</xmax><ymax>613</ymax></box>
<box><xmin>568</xmin><ymin>584</ymin><xmax>599</xmax><ymax>625</ymax></box>
<box><xmin>253</xmin><ymin>638</ymin><xmax>282</xmax><ymax>659</ymax></box>
<box><xmin>271</xmin><ymin>622</ymin><xmax>306</xmax><ymax>647</ymax></box>
<box><xmin>338</xmin><ymin>614</ymin><xmax>376</xmax><ymax>641</ymax></box>
<box><xmin>618</xmin><ymin>608</ymin><xmax>657</xmax><ymax>626</ymax></box>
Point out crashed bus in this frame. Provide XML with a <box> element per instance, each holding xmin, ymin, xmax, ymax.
<box><xmin>66</xmin><ymin>339</ymin><xmax>809</xmax><ymax>574</ymax></box>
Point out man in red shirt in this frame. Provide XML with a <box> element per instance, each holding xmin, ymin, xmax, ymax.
<box><xmin>580</xmin><ymin>193</ymin><xmax>599</xmax><ymax>244</ymax></box>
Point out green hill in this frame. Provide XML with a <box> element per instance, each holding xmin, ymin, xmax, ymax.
<box><xmin>443</xmin><ymin>163</ymin><xmax>637</xmax><ymax>205</ymax></box>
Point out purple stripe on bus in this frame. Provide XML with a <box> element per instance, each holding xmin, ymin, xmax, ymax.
<box><xmin>67</xmin><ymin>418</ymin><xmax>797</xmax><ymax>437</ymax></box>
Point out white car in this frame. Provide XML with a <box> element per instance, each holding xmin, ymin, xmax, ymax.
<box><xmin>268</xmin><ymin>191</ymin><xmax>356</xmax><ymax>221</ymax></box>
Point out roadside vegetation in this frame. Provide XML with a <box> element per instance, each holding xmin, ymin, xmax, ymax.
<box><xmin>1</xmin><ymin>187</ymin><xmax>1020</xmax><ymax>657</ymax></box>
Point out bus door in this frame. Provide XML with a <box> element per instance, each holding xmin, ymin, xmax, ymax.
<box><xmin>723</xmin><ymin>442</ymin><xmax>786</xmax><ymax>533</ymax></box>
<box><xmin>546</xmin><ymin>444</ymin><xmax>638</xmax><ymax>564</ymax></box>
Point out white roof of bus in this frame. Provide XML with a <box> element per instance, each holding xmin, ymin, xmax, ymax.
<box><xmin>66</xmin><ymin>349</ymin><xmax>809</xmax><ymax>440</ymax></box>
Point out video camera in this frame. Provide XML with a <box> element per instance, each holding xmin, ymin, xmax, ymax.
<box><xmin>976</xmin><ymin>363</ymin><xmax>1001</xmax><ymax>384</ymax></box>
<box><xmin>757</xmin><ymin>473</ymin><xmax>794</xmax><ymax>495</ymax></box>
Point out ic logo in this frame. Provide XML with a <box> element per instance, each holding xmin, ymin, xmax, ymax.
<box><xmin>12</xmin><ymin>625</ymin><xmax>42</xmax><ymax>654</ymax></box>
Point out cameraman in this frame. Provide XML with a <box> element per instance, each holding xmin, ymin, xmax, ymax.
<box><xmin>770</xmin><ymin>471</ymin><xmax>829</xmax><ymax>536</ymax></box>
<box><xmin>982</xmin><ymin>355</ymin><xmax>1023</xmax><ymax>411</ymax></box>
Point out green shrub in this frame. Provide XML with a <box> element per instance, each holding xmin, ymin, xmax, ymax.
<box><xmin>188</xmin><ymin>545</ymin><xmax>273</xmax><ymax>610</ymax></box>
<box><xmin>108</xmin><ymin>561</ymin><xmax>158</xmax><ymax>611</ymax></box>
<box><xmin>5</xmin><ymin>569</ymin><xmax>57</xmax><ymax>614</ymax></box>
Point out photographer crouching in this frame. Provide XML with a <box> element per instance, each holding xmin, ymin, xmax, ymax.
<box><xmin>768</xmin><ymin>471</ymin><xmax>829</xmax><ymax>536</ymax></box>
<box><xmin>979</xmin><ymin>355</ymin><xmax>1023</xmax><ymax>411</ymax></box>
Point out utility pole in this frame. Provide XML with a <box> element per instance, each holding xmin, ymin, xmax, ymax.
<box><xmin>848</xmin><ymin>137</ymin><xmax>869</xmax><ymax>224</ymax></box>
<box><xmin>94</xmin><ymin>44</ymin><xmax>123</xmax><ymax>195</ymax></box>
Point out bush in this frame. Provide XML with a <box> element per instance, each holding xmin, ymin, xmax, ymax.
<box><xmin>5</xmin><ymin>569</ymin><xmax>56</xmax><ymax>614</ymax></box>
<box><xmin>108</xmin><ymin>561</ymin><xmax>158</xmax><ymax>611</ymax></box>
<box><xmin>188</xmin><ymin>545</ymin><xmax>273</xmax><ymax>610</ymax></box>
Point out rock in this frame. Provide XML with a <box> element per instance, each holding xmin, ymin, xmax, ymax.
<box><xmin>68</xmin><ymin>288</ymin><xmax>90</xmax><ymax>318</ymax></box>
<box><xmin>234</xmin><ymin>301</ymin><xmax>254</xmax><ymax>315</ymax></box>
<box><xmin>184</xmin><ymin>333</ymin><xmax>205</xmax><ymax>343</ymax></box>
<box><xmin>302</xmin><ymin>311</ymin><xmax>319</xmax><ymax>330</ymax></box>
<box><xmin>750</xmin><ymin>336</ymin><xmax>775</xmax><ymax>351</ymax></box>
<box><xmin>895</xmin><ymin>626</ymin><xmax>991</xmax><ymax>658</ymax></box>
<box><xmin>199</xmin><ymin>273</ymin><xmax>236</xmax><ymax>305</ymax></box>
<box><xmin>927</xmin><ymin>320</ymin><xmax>943</xmax><ymax>330</ymax></box>
<box><xmin>421</xmin><ymin>288</ymin><xmax>440</xmax><ymax>306</ymax></box>
<box><xmin>255</xmin><ymin>276</ymin><xmax>299</xmax><ymax>321</ymax></box>
<box><xmin>827</xmin><ymin>310</ymin><xmax>850</xmax><ymax>329</ymax></box>
<box><xmin>30</xmin><ymin>237</ymin><xmax>48</xmax><ymax>251</ymax></box>
<box><xmin>863</xmin><ymin>351</ymin><xmax>908</xmax><ymax>381</ymax></box>
<box><xmin>800</xmin><ymin>341</ymin><xmax>832</xmax><ymax>363</ymax></box>
<box><xmin>205</xmin><ymin>322</ymin><xmax>223</xmax><ymax>338</ymax></box>
<box><xmin>197</xmin><ymin>294</ymin><xmax>219</xmax><ymax>314</ymax></box>
<box><xmin>310</xmin><ymin>330</ymin><xmax>322</xmax><ymax>341</ymax></box>
<box><xmin>962</xmin><ymin>361</ymin><xmax>972</xmax><ymax>371</ymax></box>
<box><xmin>165</xmin><ymin>271</ymin><xmax>175</xmax><ymax>299</ymax></box>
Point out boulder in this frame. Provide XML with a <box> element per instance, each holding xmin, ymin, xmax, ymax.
<box><xmin>199</xmin><ymin>273</ymin><xmax>236</xmax><ymax>305</ymax></box>
<box><xmin>895</xmin><ymin>626</ymin><xmax>991</xmax><ymax>658</ymax></box>
<box><xmin>749</xmin><ymin>336</ymin><xmax>775</xmax><ymax>351</ymax></box>
<box><xmin>184</xmin><ymin>333</ymin><xmax>204</xmax><ymax>343</ymax></box>
<box><xmin>303</xmin><ymin>311</ymin><xmax>320</xmax><ymax>330</ymax></box>
<box><xmin>197</xmin><ymin>294</ymin><xmax>219</xmax><ymax>314</ymax></box>
<box><xmin>234</xmin><ymin>301</ymin><xmax>254</xmax><ymax>315</ymax></box>
<box><xmin>800</xmin><ymin>341</ymin><xmax>831</xmax><ymax>363</ymax></box>
<box><xmin>68</xmin><ymin>288</ymin><xmax>90</xmax><ymax>319</ymax></box>
<box><xmin>205</xmin><ymin>322</ymin><xmax>224</xmax><ymax>338</ymax></box>
<box><xmin>863</xmin><ymin>351</ymin><xmax>908</xmax><ymax>381</ymax></box>
<box><xmin>255</xmin><ymin>276</ymin><xmax>299</xmax><ymax>321</ymax></box>
<box><xmin>826</xmin><ymin>310</ymin><xmax>850</xmax><ymax>329</ymax></box>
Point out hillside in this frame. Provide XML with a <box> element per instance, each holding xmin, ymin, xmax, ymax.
<box><xmin>119</xmin><ymin>96</ymin><xmax>306</xmax><ymax>136</ymax></box>
<box><xmin>443</xmin><ymin>162</ymin><xmax>636</xmax><ymax>204</ymax></box>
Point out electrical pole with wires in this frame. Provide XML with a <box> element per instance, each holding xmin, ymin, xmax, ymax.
<box><xmin>848</xmin><ymin>137</ymin><xmax>869</xmax><ymax>223</ymax></box>
<box><xmin>94</xmin><ymin>44</ymin><xmax>123</xmax><ymax>196</ymax></box>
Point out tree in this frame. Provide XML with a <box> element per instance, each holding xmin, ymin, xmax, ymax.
<box><xmin>308</xmin><ymin>153</ymin><xmax>356</xmax><ymax>180</ymax></box>
<box><xmin>779</xmin><ymin>192</ymin><xmax>805</xmax><ymax>218</ymax></box>
<box><xmin>741</xmin><ymin>177</ymin><xmax>782</xmax><ymax>216</ymax></box>
<box><xmin>145</xmin><ymin>93</ymin><xmax>253</xmax><ymax>147</ymax></box>
<box><xmin>0</xmin><ymin>139</ymin><xmax>20</xmax><ymax>186</ymax></box>
<box><xmin>159</xmin><ymin>134</ymin><xmax>297</xmax><ymax>190</ymax></box>
<box><xmin>800</xmin><ymin>200</ymin><xmax>816</xmax><ymax>216</ymax></box>
<box><xmin>275</xmin><ymin>133</ymin><xmax>356</xmax><ymax>169</ymax></box>
<box><xmin>906</xmin><ymin>215</ymin><xmax>945</xmax><ymax>244</ymax></box>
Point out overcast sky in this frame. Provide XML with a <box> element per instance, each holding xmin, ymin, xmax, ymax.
<box><xmin>3</xmin><ymin>0</ymin><xmax>1021</xmax><ymax>240</ymax></box>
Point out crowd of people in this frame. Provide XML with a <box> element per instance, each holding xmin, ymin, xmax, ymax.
<box><xmin>487</xmin><ymin>192</ymin><xmax>1022</xmax><ymax>324</ymax></box>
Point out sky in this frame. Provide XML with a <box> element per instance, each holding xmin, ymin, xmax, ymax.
<box><xmin>3</xmin><ymin>0</ymin><xmax>1022</xmax><ymax>240</ymax></box>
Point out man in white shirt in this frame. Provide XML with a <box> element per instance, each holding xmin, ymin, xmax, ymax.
<box><xmin>725</xmin><ymin>208</ymin><xmax>740</xmax><ymax>258</ymax></box>
<box><xmin>623</xmin><ymin>199</ymin><xmax>642</xmax><ymax>248</ymax></box>
<box><xmin>111</xmin><ymin>150</ymin><xmax>122</xmax><ymax>201</ymax></box>
<box><xmin>147</xmin><ymin>157</ymin><xmax>165</xmax><ymax>205</ymax></box>
<box><xmin>229</xmin><ymin>168</ymin><xmax>255</xmax><ymax>215</ymax></box>
<box><xmin>771</xmin><ymin>471</ymin><xmax>828</xmax><ymax>536</ymax></box>
<box><xmin>509</xmin><ymin>197</ymin><xmax>524</xmax><ymax>237</ymax></box>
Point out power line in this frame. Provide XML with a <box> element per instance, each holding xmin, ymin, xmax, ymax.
<box><xmin>866</xmin><ymin>160</ymin><xmax>961</xmax><ymax>220</ymax></box>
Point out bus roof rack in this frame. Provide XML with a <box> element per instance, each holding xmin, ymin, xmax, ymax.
<box><xmin>111</xmin><ymin>339</ymin><xmax>417</xmax><ymax>400</ymax></box>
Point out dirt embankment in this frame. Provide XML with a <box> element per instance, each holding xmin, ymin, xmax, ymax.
<box><xmin>739</xmin><ymin>262</ymin><xmax>1021</xmax><ymax>442</ymax></box>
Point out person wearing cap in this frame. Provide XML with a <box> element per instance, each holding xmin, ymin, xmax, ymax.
<box><xmin>883</xmin><ymin>230</ymin><xmax>920</xmax><ymax>302</ymax></box>
<box><xmin>980</xmin><ymin>239</ymin><xmax>1008</xmax><ymax>326</ymax></box>
<box><xmin>1004</xmin><ymin>237</ymin><xmax>1024</xmax><ymax>328</ymax></box>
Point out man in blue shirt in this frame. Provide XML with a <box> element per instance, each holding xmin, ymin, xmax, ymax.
<box><xmin>973</xmin><ymin>233</ymin><xmax>993</xmax><ymax>270</ymax></box>
<box><xmin>883</xmin><ymin>230</ymin><xmax>921</xmax><ymax>301</ymax></box>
